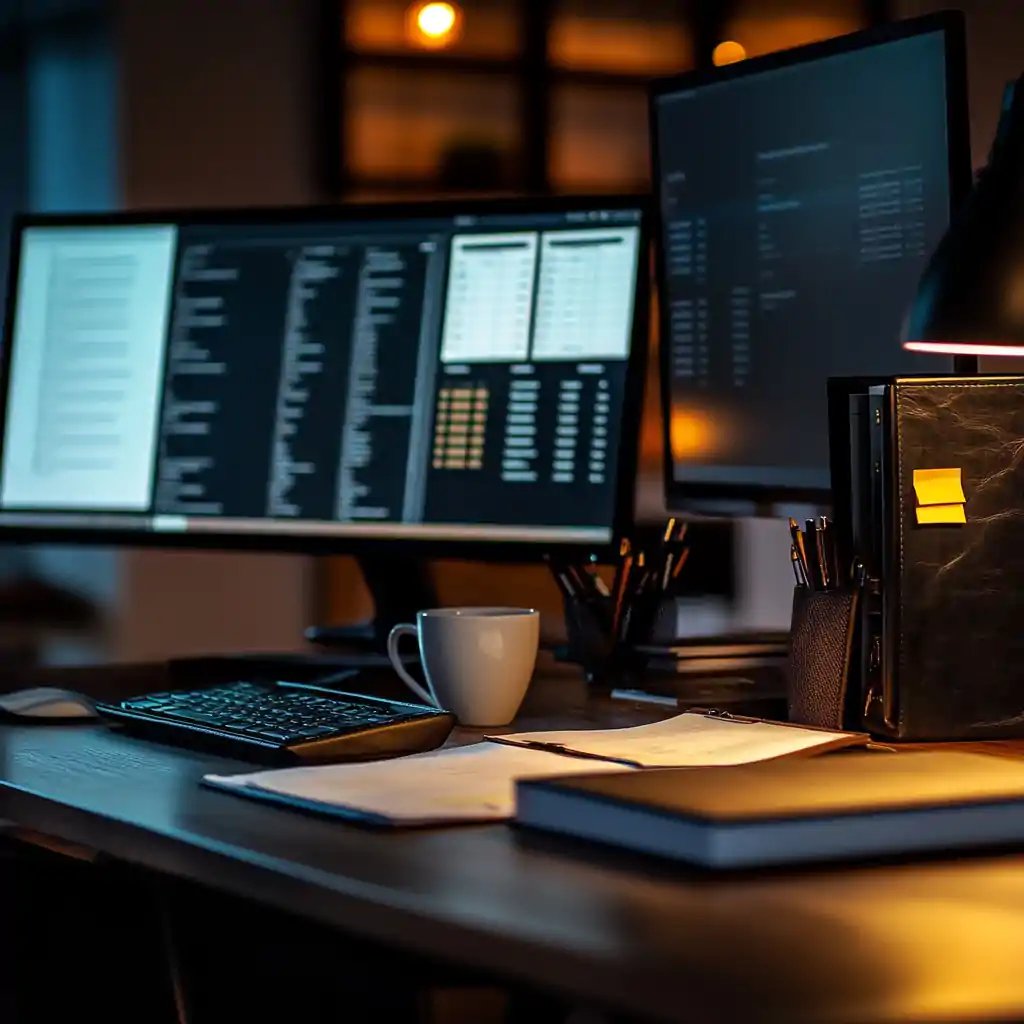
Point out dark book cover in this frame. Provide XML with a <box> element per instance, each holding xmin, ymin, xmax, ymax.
<box><xmin>516</xmin><ymin>751</ymin><xmax>1024</xmax><ymax>868</ymax></box>
<box><xmin>875</xmin><ymin>377</ymin><xmax>1024</xmax><ymax>739</ymax></box>
<box><xmin>521</xmin><ymin>751</ymin><xmax>1024</xmax><ymax>822</ymax></box>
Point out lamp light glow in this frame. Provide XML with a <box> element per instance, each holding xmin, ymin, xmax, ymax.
<box><xmin>712</xmin><ymin>41</ymin><xmax>747</xmax><ymax>66</ymax></box>
<box><xmin>905</xmin><ymin>341</ymin><xmax>1024</xmax><ymax>357</ymax></box>
<box><xmin>902</xmin><ymin>75</ymin><xmax>1024</xmax><ymax>356</ymax></box>
<box><xmin>408</xmin><ymin>2</ymin><xmax>461</xmax><ymax>48</ymax></box>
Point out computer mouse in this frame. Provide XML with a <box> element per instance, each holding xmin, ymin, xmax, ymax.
<box><xmin>0</xmin><ymin>687</ymin><xmax>99</xmax><ymax>721</ymax></box>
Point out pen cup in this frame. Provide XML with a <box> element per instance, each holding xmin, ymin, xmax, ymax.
<box><xmin>786</xmin><ymin>585</ymin><xmax>861</xmax><ymax>730</ymax></box>
<box><xmin>563</xmin><ymin>593</ymin><xmax>618</xmax><ymax>688</ymax></box>
<box><xmin>562</xmin><ymin>591</ymin><xmax>652</xmax><ymax>691</ymax></box>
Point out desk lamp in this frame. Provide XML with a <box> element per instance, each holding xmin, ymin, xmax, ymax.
<box><xmin>903</xmin><ymin>75</ymin><xmax>1024</xmax><ymax>357</ymax></box>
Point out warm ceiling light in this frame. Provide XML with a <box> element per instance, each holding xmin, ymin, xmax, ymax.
<box><xmin>408</xmin><ymin>2</ymin><xmax>462</xmax><ymax>48</ymax></box>
<box><xmin>712</xmin><ymin>40</ymin><xmax>747</xmax><ymax>66</ymax></box>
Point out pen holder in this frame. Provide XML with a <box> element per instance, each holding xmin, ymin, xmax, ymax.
<box><xmin>562</xmin><ymin>593</ymin><xmax>637</xmax><ymax>690</ymax></box>
<box><xmin>786</xmin><ymin>585</ymin><xmax>861</xmax><ymax>730</ymax></box>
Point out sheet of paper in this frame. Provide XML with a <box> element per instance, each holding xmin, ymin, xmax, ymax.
<box><xmin>205</xmin><ymin>742</ymin><xmax>632</xmax><ymax>826</ymax></box>
<box><xmin>493</xmin><ymin>713</ymin><xmax>861</xmax><ymax>768</ymax></box>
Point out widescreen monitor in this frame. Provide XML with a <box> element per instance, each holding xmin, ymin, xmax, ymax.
<box><xmin>0</xmin><ymin>197</ymin><xmax>649</xmax><ymax>556</ymax></box>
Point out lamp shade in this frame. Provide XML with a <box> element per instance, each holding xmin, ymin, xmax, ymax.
<box><xmin>903</xmin><ymin>75</ymin><xmax>1024</xmax><ymax>356</ymax></box>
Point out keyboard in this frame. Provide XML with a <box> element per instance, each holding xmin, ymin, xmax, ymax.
<box><xmin>95</xmin><ymin>680</ymin><xmax>455</xmax><ymax>764</ymax></box>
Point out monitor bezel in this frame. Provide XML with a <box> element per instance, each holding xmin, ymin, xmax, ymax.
<box><xmin>0</xmin><ymin>194</ymin><xmax>651</xmax><ymax>562</ymax></box>
<box><xmin>649</xmin><ymin>10</ymin><xmax>977</xmax><ymax>510</ymax></box>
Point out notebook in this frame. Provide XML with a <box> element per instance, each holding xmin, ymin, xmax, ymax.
<box><xmin>203</xmin><ymin>711</ymin><xmax>867</xmax><ymax>827</ymax></box>
<box><xmin>515</xmin><ymin>750</ymin><xmax>1024</xmax><ymax>868</ymax></box>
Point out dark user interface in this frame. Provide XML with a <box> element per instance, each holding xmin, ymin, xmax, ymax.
<box><xmin>656</xmin><ymin>31</ymin><xmax>955</xmax><ymax>491</ymax></box>
<box><xmin>153</xmin><ymin>211</ymin><xmax>641</xmax><ymax>532</ymax></box>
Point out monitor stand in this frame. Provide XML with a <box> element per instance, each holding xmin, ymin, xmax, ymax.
<box><xmin>304</xmin><ymin>555</ymin><xmax>438</xmax><ymax>655</ymax></box>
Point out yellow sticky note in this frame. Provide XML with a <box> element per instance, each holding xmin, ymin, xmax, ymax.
<box><xmin>916</xmin><ymin>504</ymin><xmax>967</xmax><ymax>525</ymax></box>
<box><xmin>913</xmin><ymin>468</ymin><xmax>966</xmax><ymax>507</ymax></box>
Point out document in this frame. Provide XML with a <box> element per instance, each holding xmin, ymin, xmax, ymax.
<box><xmin>491</xmin><ymin>712</ymin><xmax>866</xmax><ymax>768</ymax></box>
<box><xmin>1</xmin><ymin>225</ymin><xmax>175</xmax><ymax>510</ymax></box>
<box><xmin>205</xmin><ymin>742</ymin><xmax>631</xmax><ymax>826</ymax></box>
<box><xmin>204</xmin><ymin>713</ymin><xmax>866</xmax><ymax>827</ymax></box>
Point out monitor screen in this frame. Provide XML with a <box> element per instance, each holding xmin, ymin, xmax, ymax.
<box><xmin>0</xmin><ymin>199</ymin><xmax>648</xmax><ymax>552</ymax></box>
<box><xmin>651</xmin><ymin>13</ymin><xmax>971</xmax><ymax>505</ymax></box>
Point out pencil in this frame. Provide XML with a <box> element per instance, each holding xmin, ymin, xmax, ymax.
<box><xmin>671</xmin><ymin>546</ymin><xmax>690</xmax><ymax>579</ymax></box>
<box><xmin>611</xmin><ymin>553</ymin><xmax>634</xmax><ymax>638</ymax></box>
<box><xmin>663</xmin><ymin>518</ymin><xmax>676</xmax><ymax>544</ymax></box>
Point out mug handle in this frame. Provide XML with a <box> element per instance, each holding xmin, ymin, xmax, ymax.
<box><xmin>386</xmin><ymin>623</ymin><xmax>440</xmax><ymax>709</ymax></box>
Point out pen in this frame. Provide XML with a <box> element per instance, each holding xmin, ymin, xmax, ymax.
<box><xmin>814</xmin><ymin>518</ymin><xmax>830</xmax><ymax>590</ymax></box>
<box><xmin>552</xmin><ymin>569</ymin><xmax>577</xmax><ymax>600</ymax></box>
<box><xmin>670</xmin><ymin>524</ymin><xmax>689</xmax><ymax>579</ymax></box>
<box><xmin>789</xmin><ymin>517</ymin><xmax>810</xmax><ymax>585</ymax></box>
<box><xmin>492</xmin><ymin>737</ymin><xmax>635</xmax><ymax>767</ymax></box>
<box><xmin>820</xmin><ymin>516</ymin><xmax>840</xmax><ymax>586</ymax></box>
<box><xmin>661</xmin><ymin>552</ymin><xmax>674</xmax><ymax>592</ymax></box>
<box><xmin>671</xmin><ymin>545</ymin><xmax>690</xmax><ymax>579</ymax></box>
<box><xmin>619</xmin><ymin>552</ymin><xmax>648</xmax><ymax>639</ymax></box>
<box><xmin>610</xmin><ymin>538</ymin><xmax>631</xmax><ymax>607</ymax></box>
<box><xmin>619</xmin><ymin>565</ymin><xmax>654</xmax><ymax>645</ymax></box>
<box><xmin>568</xmin><ymin>564</ymin><xmax>614</xmax><ymax>631</ymax></box>
<box><xmin>790</xmin><ymin>546</ymin><xmax>807</xmax><ymax>587</ymax></box>
<box><xmin>803</xmin><ymin>519</ymin><xmax>822</xmax><ymax>591</ymax></box>
<box><xmin>611</xmin><ymin>552</ymin><xmax>634</xmax><ymax>638</ymax></box>
<box><xmin>658</xmin><ymin>518</ymin><xmax>677</xmax><ymax>590</ymax></box>
<box><xmin>581</xmin><ymin>566</ymin><xmax>611</xmax><ymax>598</ymax></box>
<box><xmin>564</xmin><ymin>564</ymin><xmax>592</xmax><ymax>598</ymax></box>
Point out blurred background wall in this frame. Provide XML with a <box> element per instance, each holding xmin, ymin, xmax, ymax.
<box><xmin>114</xmin><ymin>0</ymin><xmax>321</xmax><ymax>659</ymax></box>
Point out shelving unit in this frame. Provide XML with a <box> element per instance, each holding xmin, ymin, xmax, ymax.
<box><xmin>329</xmin><ymin>0</ymin><xmax>691</xmax><ymax>197</ymax></box>
<box><xmin>326</xmin><ymin>0</ymin><xmax>891</xmax><ymax>200</ymax></box>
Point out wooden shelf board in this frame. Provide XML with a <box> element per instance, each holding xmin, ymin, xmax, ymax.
<box><xmin>344</xmin><ymin>49</ymin><xmax>668</xmax><ymax>87</ymax></box>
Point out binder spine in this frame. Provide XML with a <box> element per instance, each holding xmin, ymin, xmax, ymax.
<box><xmin>863</xmin><ymin>384</ymin><xmax>898</xmax><ymax>735</ymax></box>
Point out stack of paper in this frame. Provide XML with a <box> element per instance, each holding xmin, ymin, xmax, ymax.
<box><xmin>204</xmin><ymin>711</ymin><xmax>868</xmax><ymax>827</ymax></box>
<box><xmin>207</xmin><ymin>743</ymin><xmax>627</xmax><ymax>826</ymax></box>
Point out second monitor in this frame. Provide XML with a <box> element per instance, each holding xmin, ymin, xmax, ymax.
<box><xmin>651</xmin><ymin>11</ymin><xmax>974</xmax><ymax>509</ymax></box>
<box><xmin>0</xmin><ymin>197</ymin><xmax>649</xmax><ymax>556</ymax></box>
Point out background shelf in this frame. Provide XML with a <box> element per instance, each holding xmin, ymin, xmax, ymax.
<box><xmin>331</xmin><ymin>0</ymin><xmax>885</xmax><ymax>198</ymax></box>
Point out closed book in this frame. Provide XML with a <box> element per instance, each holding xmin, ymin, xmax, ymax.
<box><xmin>515</xmin><ymin>751</ymin><xmax>1024</xmax><ymax>869</ymax></box>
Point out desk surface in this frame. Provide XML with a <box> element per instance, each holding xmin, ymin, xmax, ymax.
<box><xmin>3</xmin><ymin>670</ymin><xmax>1024</xmax><ymax>1024</ymax></box>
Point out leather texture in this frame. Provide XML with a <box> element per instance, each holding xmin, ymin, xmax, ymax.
<box><xmin>888</xmin><ymin>377</ymin><xmax>1024</xmax><ymax>739</ymax></box>
<box><xmin>787</xmin><ymin>586</ymin><xmax>858</xmax><ymax>730</ymax></box>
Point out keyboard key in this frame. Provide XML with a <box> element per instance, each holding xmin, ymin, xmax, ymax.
<box><xmin>162</xmin><ymin>709</ymin><xmax>225</xmax><ymax>726</ymax></box>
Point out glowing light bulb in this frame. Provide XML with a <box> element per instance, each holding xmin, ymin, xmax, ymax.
<box><xmin>713</xmin><ymin>40</ymin><xmax>747</xmax><ymax>66</ymax></box>
<box><xmin>410</xmin><ymin>2</ymin><xmax>461</xmax><ymax>47</ymax></box>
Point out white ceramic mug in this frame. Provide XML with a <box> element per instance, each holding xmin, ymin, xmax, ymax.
<box><xmin>386</xmin><ymin>607</ymin><xmax>540</xmax><ymax>727</ymax></box>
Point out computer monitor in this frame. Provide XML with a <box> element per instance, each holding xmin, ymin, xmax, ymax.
<box><xmin>650</xmin><ymin>11</ymin><xmax>974</xmax><ymax>511</ymax></box>
<box><xmin>0</xmin><ymin>197</ymin><xmax>649</xmax><ymax>558</ymax></box>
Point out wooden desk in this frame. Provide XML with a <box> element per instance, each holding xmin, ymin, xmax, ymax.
<box><xmin>3</xmin><ymin>672</ymin><xmax>1024</xmax><ymax>1022</ymax></box>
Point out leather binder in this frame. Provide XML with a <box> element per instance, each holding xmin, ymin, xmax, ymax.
<box><xmin>834</xmin><ymin>375</ymin><xmax>1024</xmax><ymax>740</ymax></box>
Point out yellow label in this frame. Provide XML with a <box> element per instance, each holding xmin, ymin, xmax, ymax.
<box><xmin>916</xmin><ymin>503</ymin><xmax>967</xmax><ymax>525</ymax></box>
<box><xmin>913</xmin><ymin>468</ymin><xmax>966</xmax><ymax>508</ymax></box>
